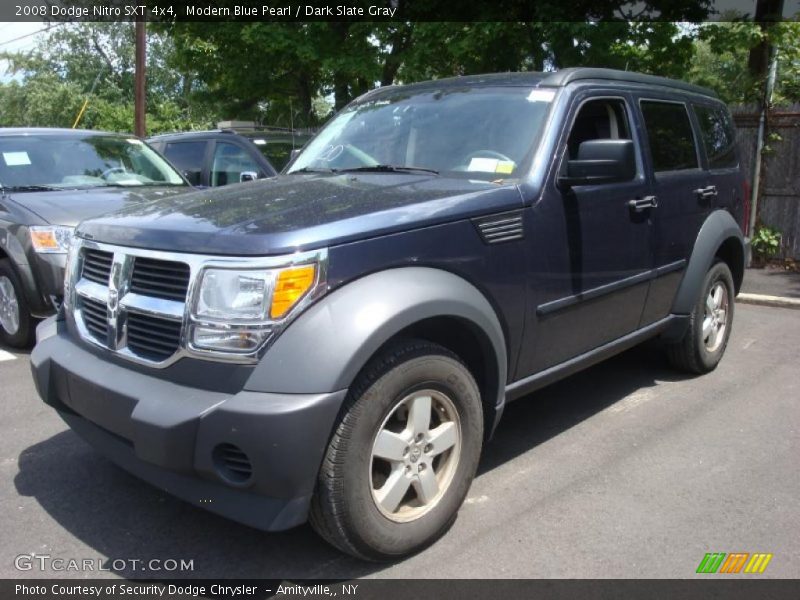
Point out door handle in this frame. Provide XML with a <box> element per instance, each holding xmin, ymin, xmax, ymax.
<box><xmin>694</xmin><ymin>185</ymin><xmax>718</xmax><ymax>200</ymax></box>
<box><xmin>628</xmin><ymin>196</ymin><xmax>658</xmax><ymax>212</ymax></box>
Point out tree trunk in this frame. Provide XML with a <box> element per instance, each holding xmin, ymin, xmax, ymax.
<box><xmin>748</xmin><ymin>0</ymin><xmax>784</xmax><ymax>78</ymax></box>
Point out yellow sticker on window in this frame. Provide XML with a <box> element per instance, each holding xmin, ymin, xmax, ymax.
<box><xmin>495</xmin><ymin>160</ymin><xmax>515</xmax><ymax>174</ymax></box>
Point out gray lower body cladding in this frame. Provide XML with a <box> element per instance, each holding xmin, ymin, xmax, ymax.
<box><xmin>30</xmin><ymin>320</ymin><xmax>348</xmax><ymax>531</ymax></box>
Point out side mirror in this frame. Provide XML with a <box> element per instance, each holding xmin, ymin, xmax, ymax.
<box><xmin>558</xmin><ymin>139</ymin><xmax>636</xmax><ymax>190</ymax></box>
<box><xmin>239</xmin><ymin>171</ymin><xmax>258</xmax><ymax>183</ymax></box>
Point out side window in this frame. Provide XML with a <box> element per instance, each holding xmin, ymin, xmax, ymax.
<box><xmin>163</xmin><ymin>141</ymin><xmax>206</xmax><ymax>185</ymax></box>
<box><xmin>694</xmin><ymin>105</ymin><xmax>738</xmax><ymax>169</ymax></box>
<box><xmin>211</xmin><ymin>142</ymin><xmax>263</xmax><ymax>186</ymax></box>
<box><xmin>640</xmin><ymin>101</ymin><xmax>699</xmax><ymax>172</ymax></box>
<box><xmin>566</xmin><ymin>98</ymin><xmax>632</xmax><ymax>160</ymax></box>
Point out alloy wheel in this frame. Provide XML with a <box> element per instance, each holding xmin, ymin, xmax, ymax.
<box><xmin>370</xmin><ymin>389</ymin><xmax>462</xmax><ymax>523</ymax></box>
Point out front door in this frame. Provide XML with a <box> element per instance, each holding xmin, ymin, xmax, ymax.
<box><xmin>517</xmin><ymin>93</ymin><xmax>654</xmax><ymax>377</ymax></box>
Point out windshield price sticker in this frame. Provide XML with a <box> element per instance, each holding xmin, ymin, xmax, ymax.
<box><xmin>3</xmin><ymin>152</ymin><xmax>32</xmax><ymax>166</ymax></box>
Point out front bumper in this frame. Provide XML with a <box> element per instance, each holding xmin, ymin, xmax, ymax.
<box><xmin>30</xmin><ymin>318</ymin><xmax>347</xmax><ymax>531</ymax></box>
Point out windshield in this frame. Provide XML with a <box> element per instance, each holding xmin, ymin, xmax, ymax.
<box><xmin>0</xmin><ymin>134</ymin><xmax>186</xmax><ymax>190</ymax></box>
<box><xmin>288</xmin><ymin>85</ymin><xmax>554</xmax><ymax>180</ymax></box>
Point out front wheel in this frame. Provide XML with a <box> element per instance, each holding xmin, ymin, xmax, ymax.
<box><xmin>666</xmin><ymin>261</ymin><xmax>735</xmax><ymax>374</ymax></box>
<box><xmin>0</xmin><ymin>259</ymin><xmax>35</xmax><ymax>348</ymax></box>
<box><xmin>310</xmin><ymin>340</ymin><xmax>484</xmax><ymax>561</ymax></box>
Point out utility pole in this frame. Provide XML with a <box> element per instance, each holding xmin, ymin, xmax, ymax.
<box><xmin>134</xmin><ymin>20</ymin><xmax>146</xmax><ymax>137</ymax></box>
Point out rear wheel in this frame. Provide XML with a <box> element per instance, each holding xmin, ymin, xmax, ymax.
<box><xmin>0</xmin><ymin>260</ymin><xmax>34</xmax><ymax>348</ymax></box>
<box><xmin>310</xmin><ymin>339</ymin><xmax>483</xmax><ymax>561</ymax></box>
<box><xmin>666</xmin><ymin>261</ymin><xmax>735</xmax><ymax>374</ymax></box>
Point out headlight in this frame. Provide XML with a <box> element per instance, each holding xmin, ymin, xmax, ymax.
<box><xmin>190</xmin><ymin>263</ymin><xmax>319</xmax><ymax>354</ymax></box>
<box><xmin>195</xmin><ymin>270</ymin><xmax>275</xmax><ymax>321</ymax></box>
<box><xmin>29</xmin><ymin>226</ymin><xmax>74</xmax><ymax>254</ymax></box>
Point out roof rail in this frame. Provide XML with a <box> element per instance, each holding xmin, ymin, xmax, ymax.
<box><xmin>541</xmin><ymin>68</ymin><xmax>717</xmax><ymax>98</ymax></box>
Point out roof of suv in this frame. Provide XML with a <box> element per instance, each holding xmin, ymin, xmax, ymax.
<box><xmin>148</xmin><ymin>129</ymin><xmax>246</xmax><ymax>141</ymax></box>
<box><xmin>0</xmin><ymin>127</ymin><xmax>131</xmax><ymax>137</ymax></box>
<box><xmin>356</xmin><ymin>67</ymin><xmax>717</xmax><ymax>103</ymax></box>
<box><xmin>148</xmin><ymin>129</ymin><xmax>314</xmax><ymax>142</ymax></box>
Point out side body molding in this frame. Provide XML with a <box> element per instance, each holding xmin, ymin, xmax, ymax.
<box><xmin>245</xmin><ymin>266</ymin><xmax>508</xmax><ymax>411</ymax></box>
<box><xmin>671</xmin><ymin>209</ymin><xmax>744</xmax><ymax>316</ymax></box>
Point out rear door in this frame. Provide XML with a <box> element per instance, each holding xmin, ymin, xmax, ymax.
<box><xmin>692</xmin><ymin>102</ymin><xmax>746</xmax><ymax>230</ymax></box>
<box><xmin>635</xmin><ymin>96</ymin><xmax>708</xmax><ymax>325</ymax></box>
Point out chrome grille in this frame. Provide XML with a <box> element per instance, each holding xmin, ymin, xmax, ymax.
<box><xmin>66</xmin><ymin>239</ymin><xmax>327</xmax><ymax>368</ymax></box>
<box><xmin>131</xmin><ymin>257</ymin><xmax>191</xmax><ymax>302</ymax></box>
<box><xmin>79</xmin><ymin>297</ymin><xmax>108</xmax><ymax>342</ymax></box>
<box><xmin>71</xmin><ymin>243</ymin><xmax>191</xmax><ymax>366</ymax></box>
<box><xmin>126</xmin><ymin>312</ymin><xmax>182</xmax><ymax>361</ymax></box>
<box><xmin>81</xmin><ymin>249</ymin><xmax>113</xmax><ymax>285</ymax></box>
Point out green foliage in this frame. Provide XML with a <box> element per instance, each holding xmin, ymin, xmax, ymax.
<box><xmin>1</xmin><ymin>10</ymin><xmax>798</xmax><ymax>134</ymax></box>
<box><xmin>0</xmin><ymin>22</ymin><xmax>208</xmax><ymax>134</ymax></box>
<box><xmin>751</xmin><ymin>225</ymin><xmax>782</xmax><ymax>259</ymax></box>
<box><xmin>687</xmin><ymin>20</ymin><xmax>800</xmax><ymax>105</ymax></box>
<box><xmin>164</xmin><ymin>20</ymin><xmax>700</xmax><ymax>126</ymax></box>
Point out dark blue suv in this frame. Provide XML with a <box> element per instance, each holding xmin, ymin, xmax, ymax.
<box><xmin>31</xmin><ymin>69</ymin><xmax>745</xmax><ymax>561</ymax></box>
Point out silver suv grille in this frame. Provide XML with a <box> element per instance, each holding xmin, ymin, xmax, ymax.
<box><xmin>71</xmin><ymin>242</ymin><xmax>191</xmax><ymax>366</ymax></box>
<box><xmin>66</xmin><ymin>239</ymin><xmax>328</xmax><ymax>368</ymax></box>
<box><xmin>126</xmin><ymin>311</ymin><xmax>183</xmax><ymax>361</ymax></box>
<box><xmin>81</xmin><ymin>249</ymin><xmax>114</xmax><ymax>285</ymax></box>
<box><xmin>130</xmin><ymin>256</ymin><xmax>191</xmax><ymax>301</ymax></box>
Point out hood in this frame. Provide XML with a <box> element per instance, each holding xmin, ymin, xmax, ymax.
<box><xmin>6</xmin><ymin>186</ymin><xmax>191</xmax><ymax>227</ymax></box>
<box><xmin>76</xmin><ymin>173</ymin><xmax>525</xmax><ymax>256</ymax></box>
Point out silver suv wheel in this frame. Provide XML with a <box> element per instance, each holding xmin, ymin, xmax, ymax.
<box><xmin>0</xmin><ymin>275</ymin><xmax>20</xmax><ymax>336</ymax></box>
<box><xmin>370</xmin><ymin>389</ymin><xmax>462</xmax><ymax>523</ymax></box>
<box><xmin>703</xmin><ymin>281</ymin><xmax>729</xmax><ymax>353</ymax></box>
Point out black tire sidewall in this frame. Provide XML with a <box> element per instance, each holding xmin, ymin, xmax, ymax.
<box><xmin>693</xmin><ymin>262</ymin><xmax>735</xmax><ymax>371</ymax></box>
<box><xmin>337</xmin><ymin>352</ymin><xmax>483</xmax><ymax>559</ymax></box>
<box><xmin>0</xmin><ymin>260</ymin><xmax>33</xmax><ymax>348</ymax></box>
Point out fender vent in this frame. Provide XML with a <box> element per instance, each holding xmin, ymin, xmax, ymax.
<box><xmin>474</xmin><ymin>211</ymin><xmax>524</xmax><ymax>244</ymax></box>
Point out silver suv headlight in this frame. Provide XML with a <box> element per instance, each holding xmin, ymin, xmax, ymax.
<box><xmin>189</xmin><ymin>262</ymin><xmax>320</xmax><ymax>354</ymax></box>
<box><xmin>29</xmin><ymin>225</ymin><xmax>74</xmax><ymax>254</ymax></box>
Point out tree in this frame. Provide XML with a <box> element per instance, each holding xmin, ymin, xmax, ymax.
<box><xmin>0</xmin><ymin>22</ymin><xmax>206</xmax><ymax>132</ymax></box>
<box><xmin>688</xmin><ymin>19</ymin><xmax>800</xmax><ymax>105</ymax></box>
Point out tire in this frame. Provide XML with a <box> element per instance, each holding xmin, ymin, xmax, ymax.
<box><xmin>0</xmin><ymin>259</ymin><xmax>35</xmax><ymax>349</ymax></box>
<box><xmin>310</xmin><ymin>339</ymin><xmax>484</xmax><ymax>561</ymax></box>
<box><xmin>666</xmin><ymin>261</ymin><xmax>735</xmax><ymax>374</ymax></box>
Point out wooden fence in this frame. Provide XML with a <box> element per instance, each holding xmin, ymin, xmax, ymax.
<box><xmin>733</xmin><ymin>103</ymin><xmax>800</xmax><ymax>259</ymax></box>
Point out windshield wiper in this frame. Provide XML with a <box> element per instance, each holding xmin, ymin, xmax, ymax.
<box><xmin>288</xmin><ymin>167</ymin><xmax>339</xmax><ymax>174</ymax></box>
<box><xmin>338</xmin><ymin>165</ymin><xmax>440</xmax><ymax>176</ymax></box>
<box><xmin>2</xmin><ymin>184</ymin><xmax>61</xmax><ymax>192</ymax></box>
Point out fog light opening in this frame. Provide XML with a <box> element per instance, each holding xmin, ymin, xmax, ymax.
<box><xmin>212</xmin><ymin>443</ymin><xmax>253</xmax><ymax>485</ymax></box>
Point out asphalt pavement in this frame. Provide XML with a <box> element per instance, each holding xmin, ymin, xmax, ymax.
<box><xmin>1</xmin><ymin>303</ymin><xmax>798</xmax><ymax>579</ymax></box>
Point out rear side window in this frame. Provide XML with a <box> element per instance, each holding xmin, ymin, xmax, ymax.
<box><xmin>163</xmin><ymin>141</ymin><xmax>205</xmax><ymax>169</ymax></box>
<box><xmin>694</xmin><ymin>105</ymin><xmax>738</xmax><ymax>169</ymax></box>
<box><xmin>640</xmin><ymin>101</ymin><xmax>699</xmax><ymax>172</ymax></box>
<box><xmin>163</xmin><ymin>141</ymin><xmax>206</xmax><ymax>185</ymax></box>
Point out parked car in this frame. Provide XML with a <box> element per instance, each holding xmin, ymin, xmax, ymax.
<box><xmin>0</xmin><ymin>128</ymin><xmax>191</xmax><ymax>347</ymax></box>
<box><xmin>32</xmin><ymin>69</ymin><xmax>745</xmax><ymax>561</ymax></box>
<box><xmin>148</xmin><ymin>128</ymin><xmax>313</xmax><ymax>187</ymax></box>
